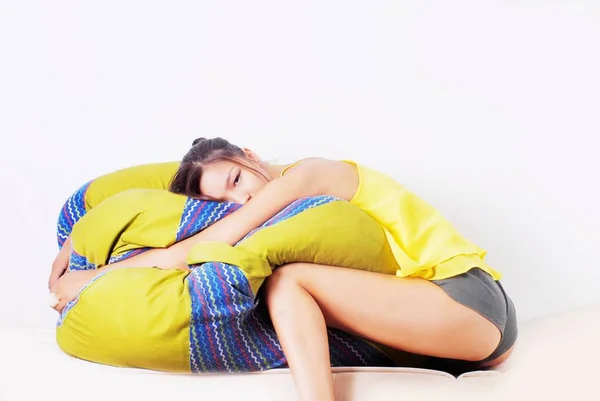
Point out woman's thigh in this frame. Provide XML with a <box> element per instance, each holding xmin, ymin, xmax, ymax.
<box><xmin>264</xmin><ymin>263</ymin><xmax>502</xmax><ymax>363</ymax></box>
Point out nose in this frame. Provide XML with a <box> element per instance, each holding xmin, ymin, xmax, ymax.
<box><xmin>235</xmin><ymin>193</ymin><xmax>251</xmax><ymax>204</ymax></box>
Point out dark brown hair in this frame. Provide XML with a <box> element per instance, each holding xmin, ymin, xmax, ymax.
<box><xmin>169</xmin><ymin>137</ymin><xmax>268</xmax><ymax>199</ymax></box>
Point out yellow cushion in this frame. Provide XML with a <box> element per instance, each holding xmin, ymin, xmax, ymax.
<box><xmin>188</xmin><ymin>200</ymin><xmax>400</xmax><ymax>294</ymax></box>
<box><xmin>84</xmin><ymin>162</ymin><xmax>179</xmax><ymax>210</ymax></box>
<box><xmin>57</xmin><ymin>268</ymin><xmax>191</xmax><ymax>372</ymax></box>
<box><xmin>56</xmin><ymin>161</ymin><xmax>179</xmax><ymax>249</ymax></box>
<box><xmin>69</xmin><ymin>189</ymin><xmax>188</xmax><ymax>269</ymax></box>
<box><xmin>57</xmin><ymin>168</ymin><xmax>401</xmax><ymax>373</ymax></box>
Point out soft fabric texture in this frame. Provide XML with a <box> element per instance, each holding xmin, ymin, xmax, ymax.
<box><xmin>342</xmin><ymin>160</ymin><xmax>501</xmax><ymax>281</ymax></box>
<box><xmin>55</xmin><ymin>162</ymin><xmax>401</xmax><ymax>373</ymax></box>
<box><xmin>57</xmin><ymin>161</ymin><xmax>180</xmax><ymax>249</ymax></box>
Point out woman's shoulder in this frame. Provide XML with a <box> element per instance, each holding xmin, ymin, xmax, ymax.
<box><xmin>277</xmin><ymin>158</ymin><xmax>360</xmax><ymax>201</ymax></box>
<box><xmin>279</xmin><ymin>157</ymin><xmax>343</xmax><ymax>176</ymax></box>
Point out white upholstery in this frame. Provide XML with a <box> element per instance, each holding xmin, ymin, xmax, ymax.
<box><xmin>1</xmin><ymin>303</ymin><xmax>599</xmax><ymax>401</ymax></box>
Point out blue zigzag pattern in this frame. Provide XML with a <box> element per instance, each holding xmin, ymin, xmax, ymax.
<box><xmin>56</xmin><ymin>181</ymin><xmax>91</xmax><ymax>248</ymax></box>
<box><xmin>68</xmin><ymin>251</ymin><xmax>95</xmax><ymax>271</ymax></box>
<box><xmin>108</xmin><ymin>248</ymin><xmax>151</xmax><ymax>264</ymax></box>
<box><xmin>176</xmin><ymin>199</ymin><xmax>241</xmax><ymax>241</ymax></box>
<box><xmin>56</xmin><ymin>185</ymin><xmax>395</xmax><ymax>371</ymax></box>
<box><xmin>186</xmin><ymin>196</ymin><xmax>395</xmax><ymax>372</ymax></box>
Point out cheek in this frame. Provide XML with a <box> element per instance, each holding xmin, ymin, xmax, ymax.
<box><xmin>244</xmin><ymin>173</ymin><xmax>266</xmax><ymax>192</ymax></box>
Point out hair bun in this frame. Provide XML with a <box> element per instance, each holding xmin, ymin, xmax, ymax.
<box><xmin>191</xmin><ymin>137</ymin><xmax>206</xmax><ymax>146</ymax></box>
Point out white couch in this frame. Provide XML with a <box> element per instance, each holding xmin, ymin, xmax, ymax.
<box><xmin>1</xmin><ymin>302</ymin><xmax>598</xmax><ymax>401</ymax></box>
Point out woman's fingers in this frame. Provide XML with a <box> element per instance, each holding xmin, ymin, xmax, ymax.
<box><xmin>49</xmin><ymin>256</ymin><xmax>68</xmax><ymax>289</ymax></box>
<box><xmin>48</xmin><ymin>292</ymin><xmax>60</xmax><ymax>309</ymax></box>
<box><xmin>48</xmin><ymin>292</ymin><xmax>69</xmax><ymax>314</ymax></box>
<box><xmin>48</xmin><ymin>269</ymin><xmax>63</xmax><ymax>290</ymax></box>
<box><xmin>49</xmin><ymin>240</ymin><xmax>73</xmax><ymax>289</ymax></box>
<box><xmin>49</xmin><ymin>269</ymin><xmax>96</xmax><ymax>314</ymax></box>
<box><xmin>54</xmin><ymin>297</ymin><xmax>69</xmax><ymax>314</ymax></box>
<box><xmin>48</xmin><ymin>282</ymin><xmax>65</xmax><ymax>313</ymax></box>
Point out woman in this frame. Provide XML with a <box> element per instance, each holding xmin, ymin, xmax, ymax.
<box><xmin>50</xmin><ymin>137</ymin><xmax>517</xmax><ymax>401</ymax></box>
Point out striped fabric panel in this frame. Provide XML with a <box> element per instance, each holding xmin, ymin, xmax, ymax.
<box><xmin>56</xmin><ymin>180</ymin><xmax>92</xmax><ymax>248</ymax></box>
<box><xmin>186</xmin><ymin>196</ymin><xmax>394</xmax><ymax>372</ymax></box>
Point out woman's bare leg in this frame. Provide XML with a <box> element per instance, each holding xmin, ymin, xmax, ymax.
<box><xmin>264</xmin><ymin>272</ymin><xmax>335</xmax><ymax>401</ymax></box>
<box><xmin>263</xmin><ymin>263</ymin><xmax>507</xmax><ymax>399</ymax></box>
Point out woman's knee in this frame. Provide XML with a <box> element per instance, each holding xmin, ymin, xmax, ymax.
<box><xmin>263</xmin><ymin>264</ymin><xmax>304</xmax><ymax>305</ymax></box>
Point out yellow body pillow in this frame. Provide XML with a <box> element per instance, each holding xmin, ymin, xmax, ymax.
<box><xmin>56</xmin><ymin>163</ymin><xmax>401</xmax><ymax>373</ymax></box>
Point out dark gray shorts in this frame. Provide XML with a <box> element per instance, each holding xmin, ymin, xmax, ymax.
<box><xmin>425</xmin><ymin>267</ymin><xmax>518</xmax><ymax>375</ymax></box>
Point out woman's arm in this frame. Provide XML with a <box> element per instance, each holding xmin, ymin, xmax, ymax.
<box><xmin>99</xmin><ymin>159</ymin><xmax>358</xmax><ymax>271</ymax></box>
<box><xmin>50</xmin><ymin>259</ymin><xmax>189</xmax><ymax>313</ymax></box>
<box><xmin>51</xmin><ymin>162</ymin><xmax>180</xmax><ymax>285</ymax></box>
<box><xmin>49</xmin><ymin>234</ymin><xmax>73</xmax><ymax>288</ymax></box>
<box><xmin>98</xmin><ymin>163</ymin><xmax>324</xmax><ymax>271</ymax></box>
<box><xmin>168</xmin><ymin>158</ymin><xmax>358</xmax><ymax>265</ymax></box>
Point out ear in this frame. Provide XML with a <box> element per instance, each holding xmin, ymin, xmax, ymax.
<box><xmin>242</xmin><ymin>148</ymin><xmax>261</xmax><ymax>162</ymax></box>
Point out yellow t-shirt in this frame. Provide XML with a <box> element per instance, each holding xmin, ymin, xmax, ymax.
<box><xmin>282</xmin><ymin>159</ymin><xmax>502</xmax><ymax>281</ymax></box>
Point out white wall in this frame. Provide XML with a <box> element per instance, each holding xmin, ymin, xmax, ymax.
<box><xmin>1</xmin><ymin>0</ymin><xmax>598</xmax><ymax>329</ymax></box>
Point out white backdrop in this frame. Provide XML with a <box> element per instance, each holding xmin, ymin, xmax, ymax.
<box><xmin>0</xmin><ymin>0</ymin><xmax>598</xmax><ymax>329</ymax></box>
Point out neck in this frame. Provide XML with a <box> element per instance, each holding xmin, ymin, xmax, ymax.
<box><xmin>260</xmin><ymin>162</ymin><xmax>286</xmax><ymax>181</ymax></box>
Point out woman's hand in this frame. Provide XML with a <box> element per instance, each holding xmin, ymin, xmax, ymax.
<box><xmin>48</xmin><ymin>269</ymin><xmax>99</xmax><ymax>314</ymax></box>
<box><xmin>49</xmin><ymin>237</ymin><xmax>73</xmax><ymax>289</ymax></box>
<box><xmin>47</xmin><ymin>247</ymin><xmax>191</xmax><ymax>313</ymax></box>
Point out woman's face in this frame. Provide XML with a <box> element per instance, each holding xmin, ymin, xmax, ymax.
<box><xmin>199</xmin><ymin>160</ymin><xmax>267</xmax><ymax>204</ymax></box>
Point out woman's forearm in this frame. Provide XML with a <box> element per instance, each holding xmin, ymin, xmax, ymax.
<box><xmin>99</xmin><ymin>162</ymin><xmax>326</xmax><ymax>270</ymax></box>
<box><xmin>169</xmin><ymin>166</ymin><xmax>322</xmax><ymax>259</ymax></box>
